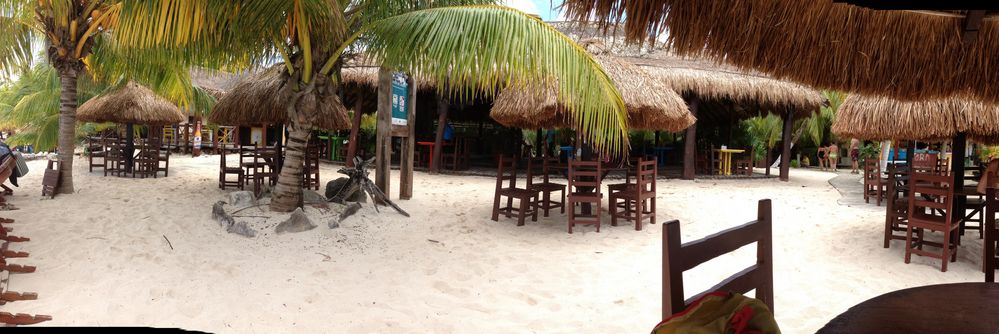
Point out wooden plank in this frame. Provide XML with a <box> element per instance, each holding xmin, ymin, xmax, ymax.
<box><xmin>684</xmin><ymin>265</ymin><xmax>761</xmax><ymax>305</ymax></box>
<box><xmin>779</xmin><ymin>110</ymin><xmax>793</xmax><ymax>181</ymax></box>
<box><xmin>952</xmin><ymin>133</ymin><xmax>967</xmax><ymax>223</ymax></box>
<box><xmin>682</xmin><ymin>96</ymin><xmax>699</xmax><ymax>180</ymax></box>
<box><xmin>963</xmin><ymin>10</ymin><xmax>987</xmax><ymax>44</ymax></box>
<box><xmin>375</xmin><ymin>67</ymin><xmax>392</xmax><ymax>195</ymax></box>
<box><xmin>756</xmin><ymin>199</ymin><xmax>774</xmax><ymax>311</ymax></box>
<box><xmin>399</xmin><ymin>75</ymin><xmax>416</xmax><ymax>200</ymax></box>
<box><xmin>677</xmin><ymin>220</ymin><xmax>765</xmax><ymax>272</ymax></box>
<box><xmin>345</xmin><ymin>97</ymin><xmax>363</xmax><ymax>167</ymax></box>
<box><xmin>662</xmin><ymin>219</ymin><xmax>685</xmax><ymax>318</ymax></box>
<box><xmin>987</xmin><ymin>188</ymin><xmax>997</xmax><ymax>283</ymax></box>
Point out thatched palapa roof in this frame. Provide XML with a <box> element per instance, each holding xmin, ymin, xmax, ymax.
<box><xmin>77</xmin><ymin>82</ymin><xmax>185</xmax><ymax>126</ymax></box>
<box><xmin>627</xmin><ymin>54</ymin><xmax>825</xmax><ymax>123</ymax></box>
<box><xmin>210</xmin><ymin>66</ymin><xmax>350</xmax><ymax>130</ymax></box>
<box><xmin>562</xmin><ymin>1</ymin><xmax>999</xmax><ymax>104</ymax></box>
<box><xmin>489</xmin><ymin>40</ymin><xmax>694</xmax><ymax>132</ymax></box>
<box><xmin>832</xmin><ymin>95</ymin><xmax>999</xmax><ymax>145</ymax></box>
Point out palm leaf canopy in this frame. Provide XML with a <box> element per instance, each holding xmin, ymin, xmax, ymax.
<box><xmin>562</xmin><ymin>0</ymin><xmax>999</xmax><ymax>104</ymax></box>
<box><xmin>832</xmin><ymin>94</ymin><xmax>999</xmax><ymax>145</ymax></box>
<box><xmin>209</xmin><ymin>65</ymin><xmax>349</xmax><ymax>130</ymax></box>
<box><xmin>77</xmin><ymin>81</ymin><xmax>185</xmax><ymax>125</ymax></box>
<box><xmin>490</xmin><ymin>39</ymin><xmax>693</xmax><ymax>132</ymax></box>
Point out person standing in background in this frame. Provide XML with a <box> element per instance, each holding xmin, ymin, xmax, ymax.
<box><xmin>850</xmin><ymin>138</ymin><xmax>861</xmax><ymax>174</ymax></box>
<box><xmin>828</xmin><ymin>142</ymin><xmax>840</xmax><ymax>172</ymax></box>
<box><xmin>817</xmin><ymin>146</ymin><xmax>828</xmax><ymax>171</ymax></box>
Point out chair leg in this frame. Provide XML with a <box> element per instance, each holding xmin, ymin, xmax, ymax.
<box><xmin>505</xmin><ymin>196</ymin><xmax>513</xmax><ymax>218</ymax></box>
<box><xmin>567</xmin><ymin>198</ymin><xmax>574</xmax><ymax>234</ymax></box>
<box><xmin>636</xmin><ymin>198</ymin><xmax>644</xmax><ymax>231</ymax></box>
<box><xmin>650</xmin><ymin>196</ymin><xmax>657</xmax><ymax>225</ymax></box>
<box><xmin>609</xmin><ymin>195</ymin><xmax>618</xmax><ymax>226</ymax></box>
<box><xmin>884</xmin><ymin>213</ymin><xmax>894</xmax><ymax>248</ymax></box>
<box><xmin>531</xmin><ymin>195</ymin><xmax>538</xmax><ymax>222</ymax></box>
<box><xmin>492</xmin><ymin>193</ymin><xmax>501</xmax><ymax>221</ymax></box>
<box><xmin>560</xmin><ymin>189</ymin><xmax>566</xmax><ymax>214</ymax></box>
<box><xmin>904</xmin><ymin>226</ymin><xmax>914</xmax><ymax>264</ymax></box>
<box><xmin>517</xmin><ymin>197</ymin><xmax>527</xmax><ymax>226</ymax></box>
<box><xmin>595</xmin><ymin>200</ymin><xmax>601</xmax><ymax>233</ymax></box>
<box><xmin>942</xmin><ymin>230</ymin><xmax>951</xmax><ymax>272</ymax></box>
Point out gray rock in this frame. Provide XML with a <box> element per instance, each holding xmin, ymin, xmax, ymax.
<box><xmin>339</xmin><ymin>202</ymin><xmax>362</xmax><ymax>222</ymax></box>
<box><xmin>212</xmin><ymin>201</ymin><xmax>235</xmax><ymax>227</ymax></box>
<box><xmin>256</xmin><ymin>184</ymin><xmax>272</xmax><ymax>198</ymax></box>
<box><xmin>228</xmin><ymin>191</ymin><xmax>256</xmax><ymax>209</ymax></box>
<box><xmin>328</xmin><ymin>219</ymin><xmax>340</xmax><ymax>229</ymax></box>
<box><xmin>275</xmin><ymin>208</ymin><xmax>316</xmax><ymax>234</ymax></box>
<box><xmin>227</xmin><ymin>221</ymin><xmax>257</xmax><ymax>238</ymax></box>
<box><xmin>303</xmin><ymin>189</ymin><xmax>326</xmax><ymax>204</ymax></box>
<box><xmin>325</xmin><ymin>177</ymin><xmax>367</xmax><ymax>203</ymax></box>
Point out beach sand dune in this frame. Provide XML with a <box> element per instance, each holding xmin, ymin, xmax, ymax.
<box><xmin>1</xmin><ymin>155</ymin><xmax>986</xmax><ymax>332</ymax></box>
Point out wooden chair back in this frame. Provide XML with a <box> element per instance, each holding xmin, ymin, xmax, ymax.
<box><xmin>908</xmin><ymin>171</ymin><xmax>953</xmax><ymax>222</ymax></box>
<box><xmin>495</xmin><ymin>155</ymin><xmax>518</xmax><ymax>190</ymax></box>
<box><xmin>526</xmin><ymin>157</ymin><xmax>560</xmax><ymax>187</ymax></box>
<box><xmin>662</xmin><ymin>199</ymin><xmax>774</xmax><ymax>318</ymax></box>
<box><xmin>912</xmin><ymin>152</ymin><xmax>940</xmax><ymax>173</ymax></box>
<box><xmin>568</xmin><ymin>159</ymin><xmax>602</xmax><ymax>191</ymax></box>
<box><xmin>634</xmin><ymin>159</ymin><xmax>657</xmax><ymax>194</ymax></box>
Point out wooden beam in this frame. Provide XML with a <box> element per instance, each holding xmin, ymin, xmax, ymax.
<box><xmin>779</xmin><ymin>110</ymin><xmax>793</xmax><ymax>182</ymax></box>
<box><xmin>682</xmin><ymin>96</ymin><xmax>700</xmax><ymax>180</ymax></box>
<box><xmin>431</xmin><ymin>97</ymin><xmax>447</xmax><ymax>174</ymax></box>
<box><xmin>345</xmin><ymin>95</ymin><xmax>363</xmax><ymax>167</ymax></box>
<box><xmin>399</xmin><ymin>75</ymin><xmax>416</xmax><ymax>200</ymax></box>
<box><xmin>952</xmin><ymin>132</ymin><xmax>967</xmax><ymax>234</ymax></box>
<box><xmin>963</xmin><ymin>10</ymin><xmax>987</xmax><ymax>44</ymax></box>
<box><xmin>375</xmin><ymin>67</ymin><xmax>392</xmax><ymax>195</ymax></box>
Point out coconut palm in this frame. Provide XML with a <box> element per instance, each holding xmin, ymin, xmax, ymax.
<box><xmin>742</xmin><ymin>113</ymin><xmax>782</xmax><ymax>163</ymax></box>
<box><xmin>802</xmin><ymin>90</ymin><xmax>846</xmax><ymax>147</ymax></box>
<box><xmin>110</xmin><ymin>1</ymin><xmax>631</xmax><ymax>212</ymax></box>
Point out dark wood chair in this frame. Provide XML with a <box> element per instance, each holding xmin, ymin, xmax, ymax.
<box><xmin>696</xmin><ymin>149</ymin><xmax>719</xmax><ymax>175</ymax></box>
<box><xmin>103</xmin><ymin>138</ymin><xmax>127</xmax><ymax>177</ymax></box>
<box><xmin>442</xmin><ymin>136</ymin><xmax>470</xmax><ymax>171</ymax></box>
<box><xmin>491</xmin><ymin>155</ymin><xmax>538</xmax><ymax>226</ymax></box>
<box><xmin>86</xmin><ymin>135</ymin><xmax>105</xmax><ymax>173</ymax></box>
<box><xmin>905</xmin><ymin>170</ymin><xmax>958</xmax><ymax>272</ymax></box>
<box><xmin>884</xmin><ymin>163</ymin><xmax>914</xmax><ymax>248</ymax></box>
<box><xmin>151</xmin><ymin>136</ymin><xmax>170</xmax><ymax>177</ymax></box>
<box><xmin>567</xmin><ymin>159</ymin><xmax>603</xmax><ymax>233</ymax></box>
<box><xmin>985</xmin><ymin>187</ymin><xmax>998</xmax><ymax>282</ymax></box>
<box><xmin>132</xmin><ymin>141</ymin><xmax>158</xmax><ymax>179</ymax></box>
<box><xmin>253</xmin><ymin>146</ymin><xmax>280</xmax><ymax>193</ymax></box>
<box><xmin>662</xmin><ymin>199</ymin><xmax>774</xmax><ymax>318</ymax></box>
<box><xmin>734</xmin><ymin>147</ymin><xmax>754</xmax><ymax>176</ymax></box>
<box><xmin>219</xmin><ymin>149</ymin><xmax>244</xmax><ymax>190</ymax></box>
<box><xmin>526</xmin><ymin>157</ymin><xmax>565</xmax><ymax>217</ymax></box>
<box><xmin>863</xmin><ymin>159</ymin><xmax>886</xmax><ymax>206</ymax></box>
<box><xmin>302</xmin><ymin>140</ymin><xmax>321</xmax><ymax>190</ymax></box>
<box><xmin>239</xmin><ymin>145</ymin><xmax>257</xmax><ymax>188</ymax></box>
<box><xmin>609</xmin><ymin>159</ymin><xmax>657</xmax><ymax>230</ymax></box>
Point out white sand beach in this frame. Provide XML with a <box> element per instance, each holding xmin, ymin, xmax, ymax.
<box><xmin>1</xmin><ymin>154</ymin><xmax>988</xmax><ymax>333</ymax></box>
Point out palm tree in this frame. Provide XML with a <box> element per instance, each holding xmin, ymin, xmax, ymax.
<box><xmin>802</xmin><ymin>90</ymin><xmax>846</xmax><ymax>147</ymax></box>
<box><xmin>111</xmin><ymin>1</ymin><xmax>632</xmax><ymax>212</ymax></box>
<box><xmin>742</xmin><ymin>114</ymin><xmax>782</xmax><ymax>163</ymax></box>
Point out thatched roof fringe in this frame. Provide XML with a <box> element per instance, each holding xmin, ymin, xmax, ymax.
<box><xmin>210</xmin><ymin>66</ymin><xmax>349</xmax><ymax>130</ymax></box>
<box><xmin>77</xmin><ymin>82</ymin><xmax>186</xmax><ymax>126</ymax></box>
<box><xmin>832</xmin><ymin>94</ymin><xmax>999</xmax><ymax>145</ymax></box>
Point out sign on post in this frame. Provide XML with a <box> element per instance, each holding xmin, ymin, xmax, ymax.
<box><xmin>391</xmin><ymin>72</ymin><xmax>409</xmax><ymax>127</ymax></box>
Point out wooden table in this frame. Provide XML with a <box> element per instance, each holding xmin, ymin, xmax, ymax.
<box><xmin>416</xmin><ymin>141</ymin><xmax>450</xmax><ymax>168</ymax></box>
<box><xmin>717</xmin><ymin>148</ymin><xmax>746</xmax><ymax>176</ymax></box>
<box><xmin>817</xmin><ymin>283</ymin><xmax>999</xmax><ymax>333</ymax></box>
<box><xmin>552</xmin><ymin>163</ymin><xmax>628</xmax><ymax>215</ymax></box>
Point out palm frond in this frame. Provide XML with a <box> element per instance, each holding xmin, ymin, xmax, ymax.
<box><xmin>0</xmin><ymin>0</ymin><xmax>36</xmax><ymax>80</ymax></box>
<box><xmin>359</xmin><ymin>5</ymin><xmax>630</xmax><ymax>155</ymax></box>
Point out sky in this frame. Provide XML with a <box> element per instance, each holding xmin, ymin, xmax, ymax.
<box><xmin>501</xmin><ymin>0</ymin><xmax>566</xmax><ymax>21</ymax></box>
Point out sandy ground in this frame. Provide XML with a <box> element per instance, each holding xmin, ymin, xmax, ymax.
<box><xmin>0</xmin><ymin>154</ymin><xmax>989</xmax><ymax>333</ymax></box>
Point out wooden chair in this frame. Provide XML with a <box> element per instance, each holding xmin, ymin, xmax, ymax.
<box><xmin>734</xmin><ymin>147</ymin><xmax>754</xmax><ymax>176</ymax></box>
<box><xmin>239</xmin><ymin>145</ymin><xmax>258</xmax><ymax>189</ymax></box>
<box><xmin>491</xmin><ymin>155</ymin><xmax>538</xmax><ymax>226</ymax></box>
<box><xmin>41</xmin><ymin>160</ymin><xmax>59</xmax><ymax>199</ymax></box>
<box><xmin>912</xmin><ymin>152</ymin><xmax>940</xmax><ymax>174</ymax></box>
<box><xmin>662</xmin><ymin>199</ymin><xmax>774</xmax><ymax>318</ymax></box>
<box><xmin>863</xmin><ymin>159</ymin><xmax>886</xmax><ymax>206</ymax></box>
<box><xmin>86</xmin><ymin>135</ymin><xmax>105</xmax><ymax>173</ymax></box>
<box><xmin>0</xmin><ymin>156</ymin><xmax>16</xmax><ymax>205</ymax></box>
<box><xmin>103</xmin><ymin>138</ymin><xmax>126</xmax><ymax>177</ymax></box>
<box><xmin>442</xmin><ymin>136</ymin><xmax>470</xmax><ymax>171</ymax></box>
<box><xmin>149</xmin><ymin>136</ymin><xmax>170</xmax><ymax>177</ymax></box>
<box><xmin>985</xmin><ymin>187</ymin><xmax>998</xmax><ymax>282</ymax></box>
<box><xmin>696</xmin><ymin>149</ymin><xmax>719</xmax><ymax>175</ymax></box>
<box><xmin>132</xmin><ymin>141</ymin><xmax>158</xmax><ymax>179</ymax></box>
<box><xmin>526</xmin><ymin>157</ymin><xmax>565</xmax><ymax>217</ymax></box>
<box><xmin>884</xmin><ymin>163</ymin><xmax>915</xmax><ymax>248</ymax></box>
<box><xmin>0</xmin><ymin>218</ymin><xmax>52</xmax><ymax>326</ymax></box>
<box><xmin>905</xmin><ymin>170</ymin><xmax>959</xmax><ymax>272</ymax></box>
<box><xmin>303</xmin><ymin>140</ymin><xmax>321</xmax><ymax>190</ymax></box>
<box><xmin>567</xmin><ymin>159</ymin><xmax>603</xmax><ymax>233</ymax></box>
<box><xmin>219</xmin><ymin>149</ymin><xmax>244</xmax><ymax>190</ymax></box>
<box><xmin>609</xmin><ymin>159</ymin><xmax>657</xmax><ymax>230</ymax></box>
<box><xmin>253</xmin><ymin>146</ymin><xmax>280</xmax><ymax>193</ymax></box>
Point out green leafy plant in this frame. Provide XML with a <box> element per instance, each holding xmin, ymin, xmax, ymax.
<box><xmin>790</xmin><ymin>159</ymin><xmax>800</xmax><ymax>168</ymax></box>
<box><xmin>742</xmin><ymin>114</ymin><xmax>782</xmax><ymax>162</ymax></box>
<box><xmin>979</xmin><ymin>146</ymin><xmax>999</xmax><ymax>163</ymax></box>
<box><xmin>859</xmin><ymin>143</ymin><xmax>880</xmax><ymax>161</ymax></box>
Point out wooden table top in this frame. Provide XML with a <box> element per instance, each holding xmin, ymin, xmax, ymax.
<box><xmin>718</xmin><ymin>149</ymin><xmax>746</xmax><ymax>154</ymax></box>
<box><xmin>817</xmin><ymin>283</ymin><xmax>999</xmax><ymax>334</ymax></box>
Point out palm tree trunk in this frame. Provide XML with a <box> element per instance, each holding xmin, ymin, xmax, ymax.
<box><xmin>269</xmin><ymin>125</ymin><xmax>309</xmax><ymax>212</ymax></box>
<box><xmin>56</xmin><ymin>68</ymin><xmax>78</xmax><ymax>194</ymax></box>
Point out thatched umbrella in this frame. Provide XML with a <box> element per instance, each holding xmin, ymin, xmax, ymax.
<box><xmin>490</xmin><ymin>40</ymin><xmax>694</xmax><ymax>132</ymax></box>
<box><xmin>832</xmin><ymin>95</ymin><xmax>999</xmax><ymax>145</ymax></box>
<box><xmin>209</xmin><ymin>66</ymin><xmax>350</xmax><ymax>130</ymax></box>
<box><xmin>562</xmin><ymin>1</ymin><xmax>998</xmax><ymax>104</ymax></box>
<box><xmin>77</xmin><ymin>82</ymin><xmax>185</xmax><ymax>172</ymax></box>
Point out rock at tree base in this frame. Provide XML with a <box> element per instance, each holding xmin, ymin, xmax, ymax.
<box><xmin>325</xmin><ymin>177</ymin><xmax>367</xmax><ymax>203</ymax></box>
<box><xmin>275</xmin><ymin>208</ymin><xmax>316</xmax><ymax>234</ymax></box>
<box><xmin>303</xmin><ymin>189</ymin><xmax>326</xmax><ymax>204</ymax></box>
<box><xmin>212</xmin><ymin>201</ymin><xmax>235</xmax><ymax>226</ymax></box>
<box><xmin>227</xmin><ymin>221</ymin><xmax>257</xmax><ymax>238</ymax></box>
<box><xmin>328</xmin><ymin>219</ymin><xmax>340</xmax><ymax>229</ymax></box>
<box><xmin>228</xmin><ymin>191</ymin><xmax>256</xmax><ymax>209</ymax></box>
<box><xmin>340</xmin><ymin>202</ymin><xmax>362</xmax><ymax>222</ymax></box>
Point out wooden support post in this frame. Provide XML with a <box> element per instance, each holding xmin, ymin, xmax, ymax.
<box><xmin>345</xmin><ymin>97</ymin><xmax>363</xmax><ymax>167</ymax></box>
<box><xmin>399</xmin><ymin>76</ymin><xmax>416</xmax><ymax>200</ymax></box>
<box><xmin>682</xmin><ymin>96</ymin><xmax>700</xmax><ymax>180</ymax></box>
<box><xmin>535</xmin><ymin>128</ymin><xmax>543</xmax><ymax>157</ymax></box>
<box><xmin>952</xmin><ymin>132</ymin><xmax>967</xmax><ymax>234</ymax></box>
<box><xmin>124</xmin><ymin>123</ymin><xmax>135</xmax><ymax>172</ymax></box>
<box><xmin>431</xmin><ymin>97</ymin><xmax>448</xmax><ymax>174</ymax></box>
<box><xmin>779</xmin><ymin>110</ymin><xmax>794</xmax><ymax>181</ymax></box>
<box><xmin>375</xmin><ymin>68</ymin><xmax>392</xmax><ymax>195</ymax></box>
<box><xmin>183</xmin><ymin>121</ymin><xmax>190</xmax><ymax>154</ymax></box>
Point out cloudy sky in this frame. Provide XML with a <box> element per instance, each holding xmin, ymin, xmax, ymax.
<box><xmin>501</xmin><ymin>0</ymin><xmax>566</xmax><ymax>21</ymax></box>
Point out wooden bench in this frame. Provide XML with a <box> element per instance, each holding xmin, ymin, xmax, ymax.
<box><xmin>662</xmin><ymin>199</ymin><xmax>774</xmax><ymax>318</ymax></box>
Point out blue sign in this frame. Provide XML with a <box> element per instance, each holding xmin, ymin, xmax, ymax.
<box><xmin>391</xmin><ymin>73</ymin><xmax>408</xmax><ymax>126</ymax></box>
